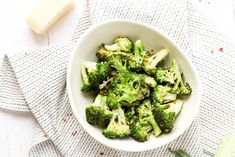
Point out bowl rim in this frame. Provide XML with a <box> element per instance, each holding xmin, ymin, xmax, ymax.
<box><xmin>67</xmin><ymin>20</ymin><xmax>202</xmax><ymax>152</ymax></box>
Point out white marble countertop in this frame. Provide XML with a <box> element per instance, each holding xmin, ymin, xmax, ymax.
<box><xmin>0</xmin><ymin>0</ymin><xmax>234</xmax><ymax>156</ymax></box>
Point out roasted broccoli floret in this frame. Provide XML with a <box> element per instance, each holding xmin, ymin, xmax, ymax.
<box><xmin>155</xmin><ymin>67</ymin><xmax>173</xmax><ymax>84</ymax></box>
<box><xmin>142</xmin><ymin>74</ymin><xmax>157</xmax><ymax>88</ymax></box>
<box><xmin>81</xmin><ymin>61</ymin><xmax>111</xmax><ymax>92</ymax></box>
<box><xmin>143</xmin><ymin>49</ymin><xmax>169</xmax><ymax>74</ymax></box>
<box><xmin>129</xmin><ymin>40</ymin><xmax>146</xmax><ymax>71</ymax></box>
<box><xmin>96</xmin><ymin>45</ymin><xmax>111</xmax><ymax>60</ymax></box>
<box><xmin>96</xmin><ymin>38</ymin><xmax>133</xmax><ymax>60</ymax></box>
<box><xmin>96</xmin><ymin>44</ymin><xmax>132</xmax><ymax>61</ymax></box>
<box><xmin>106</xmin><ymin>72</ymin><xmax>150</xmax><ymax>109</ymax></box>
<box><xmin>103</xmin><ymin>107</ymin><xmax>131</xmax><ymax>138</ymax></box>
<box><xmin>124</xmin><ymin>106</ymin><xmax>138</xmax><ymax>124</ymax></box>
<box><xmin>171</xmin><ymin>73</ymin><xmax>192</xmax><ymax>95</ymax></box>
<box><xmin>177</xmin><ymin>81</ymin><xmax>192</xmax><ymax>95</ymax></box>
<box><xmin>131</xmin><ymin>100</ymin><xmax>161</xmax><ymax>141</ymax></box>
<box><xmin>107</xmin><ymin>55</ymin><xmax>129</xmax><ymax>73</ymax></box>
<box><xmin>155</xmin><ymin>59</ymin><xmax>180</xmax><ymax>84</ymax></box>
<box><xmin>131</xmin><ymin>120</ymin><xmax>153</xmax><ymax>142</ymax></box>
<box><xmin>104</xmin><ymin>37</ymin><xmax>133</xmax><ymax>53</ymax></box>
<box><xmin>86</xmin><ymin>95</ymin><xmax>113</xmax><ymax>128</ymax></box>
<box><xmin>137</xmin><ymin>100</ymin><xmax>161</xmax><ymax>136</ymax></box>
<box><xmin>152</xmin><ymin>85</ymin><xmax>177</xmax><ymax>104</ymax></box>
<box><xmin>155</xmin><ymin>59</ymin><xmax>192</xmax><ymax>95</ymax></box>
<box><xmin>153</xmin><ymin>99</ymin><xmax>184</xmax><ymax>133</ymax></box>
<box><xmin>99</xmin><ymin>77</ymin><xmax>114</xmax><ymax>95</ymax></box>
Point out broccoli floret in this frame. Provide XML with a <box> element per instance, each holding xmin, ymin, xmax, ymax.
<box><xmin>178</xmin><ymin>82</ymin><xmax>192</xmax><ymax>95</ymax></box>
<box><xmin>96</xmin><ymin>45</ymin><xmax>111</xmax><ymax>60</ymax></box>
<box><xmin>131</xmin><ymin>100</ymin><xmax>161</xmax><ymax>141</ymax></box>
<box><xmin>106</xmin><ymin>92</ymin><xmax>119</xmax><ymax>109</ymax></box>
<box><xmin>131</xmin><ymin>120</ymin><xmax>153</xmax><ymax>142</ymax></box>
<box><xmin>103</xmin><ymin>107</ymin><xmax>131</xmax><ymax>138</ymax></box>
<box><xmin>143</xmin><ymin>49</ymin><xmax>169</xmax><ymax>74</ymax></box>
<box><xmin>155</xmin><ymin>59</ymin><xmax>192</xmax><ymax>95</ymax></box>
<box><xmin>99</xmin><ymin>77</ymin><xmax>114</xmax><ymax>95</ymax></box>
<box><xmin>171</xmin><ymin>73</ymin><xmax>192</xmax><ymax>95</ymax></box>
<box><xmin>129</xmin><ymin>40</ymin><xmax>146</xmax><ymax>71</ymax></box>
<box><xmin>96</xmin><ymin>44</ymin><xmax>132</xmax><ymax>61</ymax></box>
<box><xmin>107</xmin><ymin>55</ymin><xmax>129</xmax><ymax>73</ymax></box>
<box><xmin>153</xmin><ymin>99</ymin><xmax>184</xmax><ymax>133</ymax></box>
<box><xmin>142</xmin><ymin>74</ymin><xmax>157</xmax><ymax>88</ymax></box>
<box><xmin>104</xmin><ymin>37</ymin><xmax>133</xmax><ymax>53</ymax></box>
<box><xmin>86</xmin><ymin>95</ymin><xmax>113</xmax><ymax>128</ymax></box>
<box><xmin>152</xmin><ymin>85</ymin><xmax>177</xmax><ymax>104</ymax></box>
<box><xmin>106</xmin><ymin>72</ymin><xmax>150</xmax><ymax>109</ymax></box>
<box><xmin>155</xmin><ymin>59</ymin><xmax>181</xmax><ymax>84</ymax></box>
<box><xmin>124</xmin><ymin>106</ymin><xmax>138</xmax><ymax>124</ymax></box>
<box><xmin>137</xmin><ymin>100</ymin><xmax>161</xmax><ymax>136</ymax></box>
<box><xmin>81</xmin><ymin>62</ymin><xmax>111</xmax><ymax>92</ymax></box>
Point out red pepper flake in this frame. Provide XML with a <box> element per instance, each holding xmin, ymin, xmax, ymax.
<box><xmin>210</xmin><ymin>50</ymin><xmax>214</xmax><ymax>54</ymax></box>
<box><xmin>72</xmin><ymin>130</ymin><xmax>77</xmax><ymax>136</ymax></box>
<box><xmin>173</xmin><ymin>100</ymin><xmax>176</xmax><ymax>104</ymax></box>
<box><xmin>44</xmin><ymin>134</ymin><xmax>48</xmax><ymax>138</ymax></box>
<box><xmin>219</xmin><ymin>47</ymin><xmax>224</xmax><ymax>52</ymax></box>
<box><xmin>63</xmin><ymin>117</ymin><xmax>67</xmax><ymax>123</ymax></box>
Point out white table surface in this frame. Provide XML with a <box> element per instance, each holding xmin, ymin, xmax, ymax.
<box><xmin>0</xmin><ymin>0</ymin><xmax>234</xmax><ymax>156</ymax></box>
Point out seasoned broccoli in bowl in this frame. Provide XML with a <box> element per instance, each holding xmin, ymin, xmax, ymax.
<box><xmin>81</xmin><ymin>37</ymin><xmax>192</xmax><ymax>142</ymax></box>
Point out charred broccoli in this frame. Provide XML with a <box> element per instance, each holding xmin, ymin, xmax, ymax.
<box><xmin>130</xmin><ymin>120</ymin><xmax>153</xmax><ymax>142</ymax></box>
<box><xmin>96</xmin><ymin>45</ymin><xmax>131</xmax><ymax>61</ymax></box>
<box><xmin>142</xmin><ymin>74</ymin><xmax>157</xmax><ymax>88</ymax></box>
<box><xmin>107</xmin><ymin>55</ymin><xmax>129</xmax><ymax>73</ymax></box>
<box><xmin>155</xmin><ymin>61</ymin><xmax>179</xmax><ymax>84</ymax></box>
<box><xmin>85</xmin><ymin>95</ymin><xmax>113</xmax><ymax>128</ymax></box>
<box><xmin>131</xmin><ymin>99</ymin><xmax>161</xmax><ymax>142</ymax></box>
<box><xmin>106</xmin><ymin>72</ymin><xmax>150</xmax><ymax>109</ymax></box>
<box><xmin>124</xmin><ymin>106</ymin><xmax>138</xmax><ymax>124</ymax></box>
<box><xmin>103</xmin><ymin>107</ymin><xmax>131</xmax><ymax>138</ymax></box>
<box><xmin>155</xmin><ymin>59</ymin><xmax>192</xmax><ymax>95</ymax></box>
<box><xmin>153</xmin><ymin>100</ymin><xmax>184</xmax><ymax>133</ymax></box>
<box><xmin>152</xmin><ymin>85</ymin><xmax>177</xmax><ymax>104</ymax></box>
<box><xmin>82</xmin><ymin>37</ymin><xmax>192</xmax><ymax>142</ymax></box>
<box><xmin>171</xmin><ymin>73</ymin><xmax>192</xmax><ymax>95</ymax></box>
<box><xmin>96</xmin><ymin>37</ymin><xmax>133</xmax><ymax>60</ymax></box>
<box><xmin>129</xmin><ymin>40</ymin><xmax>146</xmax><ymax>71</ymax></box>
<box><xmin>99</xmin><ymin>77</ymin><xmax>114</xmax><ymax>95</ymax></box>
<box><xmin>81</xmin><ymin>61</ymin><xmax>111</xmax><ymax>92</ymax></box>
<box><xmin>143</xmin><ymin>49</ymin><xmax>169</xmax><ymax>74</ymax></box>
<box><xmin>104</xmin><ymin>37</ymin><xmax>133</xmax><ymax>53</ymax></box>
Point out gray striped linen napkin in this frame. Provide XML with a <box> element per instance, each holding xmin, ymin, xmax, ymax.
<box><xmin>0</xmin><ymin>0</ymin><xmax>234</xmax><ymax>156</ymax></box>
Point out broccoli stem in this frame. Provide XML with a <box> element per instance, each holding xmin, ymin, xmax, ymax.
<box><xmin>145</xmin><ymin>49</ymin><xmax>168</xmax><ymax>70</ymax></box>
<box><xmin>144</xmin><ymin>116</ymin><xmax>161</xmax><ymax>137</ymax></box>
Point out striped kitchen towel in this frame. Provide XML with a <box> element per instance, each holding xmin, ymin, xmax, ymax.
<box><xmin>0</xmin><ymin>0</ymin><xmax>234</xmax><ymax>156</ymax></box>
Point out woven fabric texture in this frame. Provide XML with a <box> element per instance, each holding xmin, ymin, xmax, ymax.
<box><xmin>187</xmin><ymin>2</ymin><xmax>235</xmax><ymax>154</ymax></box>
<box><xmin>0</xmin><ymin>0</ymin><xmax>234</xmax><ymax>156</ymax></box>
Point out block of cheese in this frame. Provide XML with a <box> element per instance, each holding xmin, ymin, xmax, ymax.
<box><xmin>26</xmin><ymin>0</ymin><xmax>75</xmax><ymax>34</ymax></box>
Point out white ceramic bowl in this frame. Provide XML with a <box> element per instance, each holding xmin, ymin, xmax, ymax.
<box><xmin>67</xmin><ymin>20</ymin><xmax>202</xmax><ymax>152</ymax></box>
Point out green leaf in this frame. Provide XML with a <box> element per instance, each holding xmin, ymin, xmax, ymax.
<box><xmin>168</xmin><ymin>148</ymin><xmax>192</xmax><ymax>157</ymax></box>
